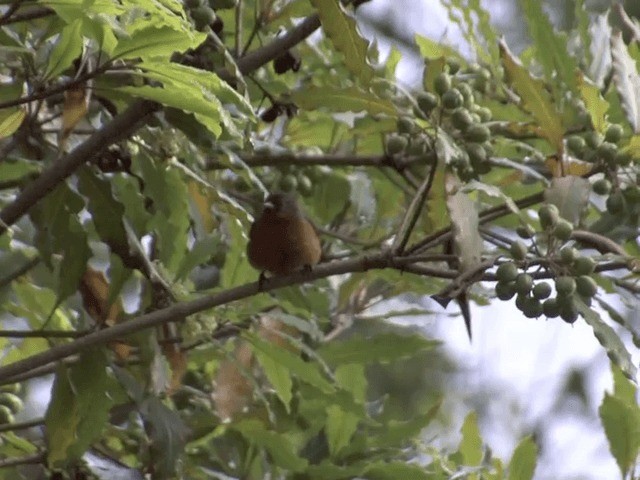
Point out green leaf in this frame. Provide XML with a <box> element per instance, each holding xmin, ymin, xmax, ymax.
<box><xmin>499</xmin><ymin>39</ymin><xmax>564</xmax><ymax>149</ymax></box>
<box><xmin>310</xmin><ymin>0</ymin><xmax>374</xmax><ymax>85</ymax></box>
<box><xmin>576</xmin><ymin>299</ymin><xmax>637</xmax><ymax>380</ymax></box>
<box><xmin>520</xmin><ymin>0</ymin><xmax>577</xmax><ymax>96</ymax></box>
<box><xmin>56</xmin><ymin>215</ymin><xmax>91</xmax><ymax>302</ymax></box>
<box><xmin>253</xmin><ymin>340</ymin><xmax>293</xmax><ymax>411</ymax></box>
<box><xmin>544</xmin><ymin>176</ymin><xmax>590</xmax><ymax>225</ymax></box>
<box><xmin>611</xmin><ymin>31</ymin><xmax>640</xmax><ymax>133</ymax></box>
<box><xmin>0</xmin><ymin>108</ymin><xmax>25</xmax><ymax>139</ymax></box>
<box><xmin>113</xmin><ymin>25</ymin><xmax>205</xmax><ymax>60</ymax></box>
<box><xmin>77</xmin><ymin>167</ymin><xmax>128</xmax><ymax>254</ymax></box>
<box><xmin>140</xmin><ymin>396</ymin><xmax>190</xmax><ymax>478</ymax></box>
<box><xmin>325</xmin><ymin>405</ymin><xmax>359</xmax><ymax>458</ymax></box>
<box><xmin>369</xmin><ymin>400</ymin><xmax>440</xmax><ymax>448</ymax></box>
<box><xmin>247</xmin><ymin>334</ymin><xmax>335</xmax><ymax>393</ymax></box>
<box><xmin>363</xmin><ymin>461</ymin><xmax>431</xmax><ymax>480</ymax></box>
<box><xmin>233</xmin><ymin>419</ymin><xmax>308</xmax><ymax>472</ymax></box>
<box><xmin>45</xmin><ymin>350</ymin><xmax>113</xmax><ymax>467</ymax></box>
<box><xmin>308</xmin><ymin>172</ymin><xmax>351</xmax><ymax>224</ymax></box>
<box><xmin>612</xmin><ymin>362</ymin><xmax>637</xmax><ymax>406</ymax></box>
<box><xmin>0</xmin><ymin>158</ymin><xmax>40</xmax><ymax>182</ymax></box>
<box><xmin>318</xmin><ymin>332</ymin><xmax>439</xmax><ymax>366</ymax></box>
<box><xmin>459</xmin><ymin>411</ymin><xmax>483</xmax><ymax>466</ymax></box>
<box><xmin>335</xmin><ymin>364</ymin><xmax>366</xmax><ymax>403</ymax></box>
<box><xmin>291</xmin><ymin>86</ymin><xmax>396</xmax><ymax>116</ymax></box>
<box><xmin>599</xmin><ymin>393</ymin><xmax>640</xmax><ymax>477</ymax></box>
<box><xmin>414</xmin><ymin>34</ymin><xmax>462</xmax><ymax>60</ymax></box>
<box><xmin>508</xmin><ymin>436</ymin><xmax>538</xmax><ymax>480</ymax></box>
<box><xmin>578</xmin><ymin>73</ymin><xmax>610</xmax><ymax>132</ymax></box>
<box><xmin>45</xmin><ymin>19</ymin><xmax>84</xmax><ymax>79</ymax></box>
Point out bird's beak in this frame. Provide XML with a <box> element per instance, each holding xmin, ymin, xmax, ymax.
<box><xmin>264</xmin><ymin>201</ymin><xmax>275</xmax><ymax>211</ymax></box>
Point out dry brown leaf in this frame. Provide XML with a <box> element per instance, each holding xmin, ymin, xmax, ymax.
<box><xmin>60</xmin><ymin>84</ymin><xmax>90</xmax><ymax>148</ymax></box>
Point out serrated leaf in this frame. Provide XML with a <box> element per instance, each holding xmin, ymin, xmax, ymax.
<box><xmin>611</xmin><ymin>31</ymin><xmax>640</xmax><ymax>133</ymax></box>
<box><xmin>317</xmin><ymin>332</ymin><xmax>439</xmax><ymax>366</ymax></box>
<box><xmin>464</xmin><ymin>180</ymin><xmax>520</xmax><ymax>214</ymax></box>
<box><xmin>291</xmin><ymin>86</ymin><xmax>396</xmax><ymax>116</ymax></box>
<box><xmin>544</xmin><ymin>176</ymin><xmax>590</xmax><ymax>225</ymax></box>
<box><xmin>233</xmin><ymin>419</ymin><xmax>308</xmax><ymax>472</ymax></box>
<box><xmin>578</xmin><ymin>73</ymin><xmax>610</xmax><ymax>132</ymax></box>
<box><xmin>141</xmin><ymin>396</ymin><xmax>190</xmax><ymax>478</ymax></box>
<box><xmin>508</xmin><ymin>436</ymin><xmax>537</xmax><ymax>480</ymax></box>
<box><xmin>363</xmin><ymin>461</ymin><xmax>430</xmax><ymax>480</ymax></box>
<box><xmin>459</xmin><ymin>411</ymin><xmax>483</xmax><ymax>466</ymax></box>
<box><xmin>0</xmin><ymin>108</ymin><xmax>25</xmax><ymax>139</ymax></box>
<box><xmin>612</xmin><ymin>362</ymin><xmax>637</xmax><ymax>406</ymax></box>
<box><xmin>247</xmin><ymin>334</ymin><xmax>334</xmax><ymax>393</ymax></box>
<box><xmin>77</xmin><ymin>167</ymin><xmax>128</xmax><ymax>253</ymax></box>
<box><xmin>113</xmin><ymin>25</ymin><xmax>204</xmax><ymax>60</ymax></box>
<box><xmin>414</xmin><ymin>34</ymin><xmax>462</xmax><ymax>60</ymax></box>
<box><xmin>599</xmin><ymin>393</ymin><xmax>640</xmax><ymax>477</ymax></box>
<box><xmin>45</xmin><ymin>350</ymin><xmax>113</xmax><ymax>467</ymax></box>
<box><xmin>499</xmin><ymin>39</ymin><xmax>564</xmax><ymax>149</ymax></box>
<box><xmin>521</xmin><ymin>0</ymin><xmax>577</xmax><ymax>95</ymax></box>
<box><xmin>46</xmin><ymin>19</ymin><xmax>84</xmax><ymax>79</ymax></box>
<box><xmin>310</xmin><ymin>0</ymin><xmax>374</xmax><ymax>85</ymax></box>
<box><xmin>326</xmin><ymin>405</ymin><xmax>359</xmax><ymax>458</ymax></box>
<box><xmin>588</xmin><ymin>13</ymin><xmax>612</xmax><ymax>87</ymax></box>
<box><xmin>577</xmin><ymin>299</ymin><xmax>637</xmax><ymax>380</ymax></box>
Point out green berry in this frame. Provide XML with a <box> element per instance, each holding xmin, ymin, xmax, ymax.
<box><xmin>406</xmin><ymin>137</ymin><xmax>427</xmax><ymax>156</ymax></box>
<box><xmin>615</xmin><ymin>151</ymin><xmax>632</xmax><ymax>166</ymax></box>
<box><xmin>575</xmin><ymin>275</ymin><xmax>597</xmax><ymax>298</ymax></box>
<box><xmin>510</xmin><ymin>240</ymin><xmax>528</xmax><ymax>260</ymax></box>
<box><xmin>496</xmin><ymin>262</ymin><xmax>519</xmax><ymax>283</ymax></box>
<box><xmin>555</xmin><ymin>276</ymin><xmax>577</xmax><ymax>296</ymax></box>
<box><xmin>566</xmin><ymin>135</ymin><xmax>586</xmax><ymax>155</ymax></box>
<box><xmin>465</xmin><ymin>124</ymin><xmax>491</xmax><ymax>143</ymax></box>
<box><xmin>191</xmin><ymin>5</ymin><xmax>216</xmax><ymax>30</ymax></box>
<box><xmin>0</xmin><ymin>393</ymin><xmax>22</xmax><ymax>414</ymax></box>
<box><xmin>386</xmin><ymin>135</ymin><xmax>408</xmax><ymax>155</ymax></box>
<box><xmin>467</xmin><ymin>143</ymin><xmax>487</xmax><ymax>164</ymax></box>
<box><xmin>495</xmin><ymin>281</ymin><xmax>516</xmax><ymax>300</ymax></box>
<box><xmin>298</xmin><ymin>175</ymin><xmax>313</xmax><ymax>196</ymax></box>
<box><xmin>597</xmin><ymin>142</ymin><xmax>618</xmax><ymax>163</ymax></box>
<box><xmin>451</xmin><ymin>108</ymin><xmax>473</xmax><ymax>131</ymax></box>
<box><xmin>572</xmin><ymin>256</ymin><xmax>596</xmax><ymax>276</ymax></box>
<box><xmin>515</xmin><ymin>293</ymin><xmax>528</xmax><ymax>311</ymax></box>
<box><xmin>585</xmin><ymin>131</ymin><xmax>603</xmax><ymax>149</ymax></box>
<box><xmin>606</xmin><ymin>191</ymin><xmax>625</xmax><ymax>214</ymax></box>
<box><xmin>442</xmin><ymin>88</ymin><xmax>464</xmax><ymax>110</ymax></box>
<box><xmin>475</xmin><ymin>106</ymin><xmax>492</xmax><ymax>122</ymax></box>
<box><xmin>539</xmin><ymin>204</ymin><xmax>560</xmax><ymax>230</ymax></box>
<box><xmin>417</xmin><ymin>92</ymin><xmax>439</xmax><ymax>116</ymax></box>
<box><xmin>458</xmin><ymin>83</ymin><xmax>475</xmax><ymax>106</ymax></box>
<box><xmin>523</xmin><ymin>297</ymin><xmax>543</xmax><ymax>318</ymax></box>
<box><xmin>553</xmin><ymin>219</ymin><xmax>573</xmax><ymax>242</ymax></box>
<box><xmin>434</xmin><ymin>72</ymin><xmax>452</xmax><ymax>96</ymax></box>
<box><xmin>592</xmin><ymin>178</ymin><xmax>612</xmax><ymax>195</ymax></box>
<box><xmin>559</xmin><ymin>246</ymin><xmax>578</xmax><ymax>264</ymax></box>
<box><xmin>515</xmin><ymin>273</ymin><xmax>534</xmax><ymax>295</ymax></box>
<box><xmin>605</xmin><ymin>123</ymin><xmax>624</xmax><ymax>143</ymax></box>
<box><xmin>559</xmin><ymin>296</ymin><xmax>579</xmax><ymax>323</ymax></box>
<box><xmin>543</xmin><ymin>298</ymin><xmax>560</xmax><ymax>318</ymax></box>
<box><xmin>532</xmin><ymin>282</ymin><xmax>552</xmax><ymax>300</ymax></box>
<box><xmin>278</xmin><ymin>174</ymin><xmax>298</xmax><ymax>192</ymax></box>
<box><xmin>186</xmin><ymin>0</ymin><xmax>203</xmax><ymax>8</ymax></box>
<box><xmin>0</xmin><ymin>405</ymin><xmax>13</xmax><ymax>424</ymax></box>
<box><xmin>516</xmin><ymin>225</ymin><xmax>535</xmax><ymax>239</ymax></box>
<box><xmin>447</xmin><ymin>58</ymin><xmax>461</xmax><ymax>74</ymax></box>
<box><xmin>397</xmin><ymin>117</ymin><xmax>415</xmax><ymax>135</ymax></box>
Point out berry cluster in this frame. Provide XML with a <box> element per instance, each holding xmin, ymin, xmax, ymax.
<box><xmin>0</xmin><ymin>383</ymin><xmax>23</xmax><ymax>426</ymax></box>
<box><xmin>495</xmin><ymin>204</ymin><xmax>599</xmax><ymax>323</ymax></box>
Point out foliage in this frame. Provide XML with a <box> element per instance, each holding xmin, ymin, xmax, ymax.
<box><xmin>0</xmin><ymin>0</ymin><xmax>639</xmax><ymax>478</ymax></box>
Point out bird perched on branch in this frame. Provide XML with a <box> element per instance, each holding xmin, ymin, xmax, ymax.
<box><xmin>247</xmin><ymin>192</ymin><xmax>322</xmax><ymax>282</ymax></box>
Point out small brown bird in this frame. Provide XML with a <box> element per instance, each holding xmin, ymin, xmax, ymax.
<box><xmin>247</xmin><ymin>192</ymin><xmax>322</xmax><ymax>279</ymax></box>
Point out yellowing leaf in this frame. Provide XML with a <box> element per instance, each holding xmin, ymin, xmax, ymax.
<box><xmin>0</xmin><ymin>108</ymin><xmax>25</xmax><ymax>139</ymax></box>
<box><xmin>578</xmin><ymin>72</ymin><xmax>609</xmax><ymax>132</ymax></box>
<box><xmin>60</xmin><ymin>84</ymin><xmax>89</xmax><ymax>147</ymax></box>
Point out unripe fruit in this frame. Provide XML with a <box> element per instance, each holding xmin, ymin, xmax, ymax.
<box><xmin>585</xmin><ymin>131</ymin><xmax>603</xmax><ymax>149</ymax></box>
<box><xmin>576</xmin><ymin>275</ymin><xmax>597</xmax><ymax>298</ymax></box>
<box><xmin>495</xmin><ymin>281</ymin><xmax>516</xmax><ymax>300</ymax></box>
<box><xmin>451</xmin><ymin>108</ymin><xmax>473</xmax><ymax>131</ymax></box>
<box><xmin>475</xmin><ymin>106</ymin><xmax>492</xmax><ymax>122</ymax></box>
<box><xmin>559</xmin><ymin>297</ymin><xmax>579</xmax><ymax>323</ymax></box>
<box><xmin>496</xmin><ymin>262</ymin><xmax>518</xmax><ymax>283</ymax></box>
<box><xmin>543</xmin><ymin>298</ymin><xmax>560</xmax><ymax>318</ymax></box>
<box><xmin>523</xmin><ymin>297</ymin><xmax>543</xmax><ymax>318</ymax></box>
<box><xmin>0</xmin><ymin>393</ymin><xmax>22</xmax><ymax>414</ymax></box>
<box><xmin>566</xmin><ymin>135</ymin><xmax>586</xmax><ymax>155</ymax></box>
<box><xmin>597</xmin><ymin>142</ymin><xmax>618</xmax><ymax>163</ymax></box>
<box><xmin>615</xmin><ymin>151</ymin><xmax>632</xmax><ymax>166</ymax></box>
<box><xmin>0</xmin><ymin>405</ymin><xmax>13</xmax><ymax>424</ymax></box>
<box><xmin>559</xmin><ymin>246</ymin><xmax>578</xmax><ymax>264</ymax></box>
<box><xmin>510</xmin><ymin>240</ymin><xmax>528</xmax><ymax>260</ymax></box>
<box><xmin>434</xmin><ymin>72</ymin><xmax>452</xmax><ymax>95</ymax></box>
<box><xmin>572</xmin><ymin>256</ymin><xmax>596</xmax><ymax>276</ymax></box>
<box><xmin>467</xmin><ymin>143</ymin><xmax>487</xmax><ymax>164</ymax></box>
<box><xmin>186</xmin><ymin>0</ymin><xmax>203</xmax><ymax>8</ymax></box>
<box><xmin>606</xmin><ymin>191</ymin><xmax>625</xmax><ymax>214</ymax></box>
<box><xmin>442</xmin><ymin>88</ymin><xmax>463</xmax><ymax>110</ymax></box>
<box><xmin>298</xmin><ymin>175</ymin><xmax>313</xmax><ymax>196</ymax></box>
<box><xmin>515</xmin><ymin>273</ymin><xmax>534</xmax><ymax>295</ymax></box>
<box><xmin>457</xmin><ymin>83</ymin><xmax>475</xmax><ymax>106</ymax></box>
<box><xmin>592</xmin><ymin>178</ymin><xmax>612</xmax><ymax>195</ymax></box>
<box><xmin>555</xmin><ymin>276</ymin><xmax>576</xmax><ymax>296</ymax></box>
<box><xmin>278</xmin><ymin>174</ymin><xmax>297</xmax><ymax>192</ymax></box>
<box><xmin>605</xmin><ymin>123</ymin><xmax>624</xmax><ymax>143</ymax></box>
<box><xmin>516</xmin><ymin>225</ymin><xmax>534</xmax><ymax>239</ymax></box>
<box><xmin>417</xmin><ymin>92</ymin><xmax>439</xmax><ymax>116</ymax></box>
<box><xmin>397</xmin><ymin>117</ymin><xmax>415</xmax><ymax>135</ymax></box>
<box><xmin>515</xmin><ymin>293</ymin><xmax>528</xmax><ymax>311</ymax></box>
<box><xmin>191</xmin><ymin>5</ymin><xmax>216</xmax><ymax>30</ymax></box>
<box><xmin>465</xmin><ymin>124</ymin><xmax>491</xmax><ymax>143</ymax></box>
<box><xmin>386</xmin><ymin>135</ymin><xmax>408</xmax><ymax>155</ymax></box>
<box><xmin>447</xmin><ymin>58</ymin><xmax>461</xmax><ymax>74</ymax></box>
<box><xmin>553</xmin><ymin>219</ymin><xmax>573</xmax><ymax>242</ymax></box>
<box><xmin>532</xmin><ymin>282</ymin><xmax>552</xmax><ymax>300</ymax></box>
<box><xmin>539</xmin><ymin>204</ymin><xmax>560</xmax><ymax>230</ymax></box>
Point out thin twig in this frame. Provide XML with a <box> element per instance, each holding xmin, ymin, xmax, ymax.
<box><xmin>0</xmin><ymin>329</ymin><xmax>88</xmax><ymax>338</ymax></box>
<box><xmin>0</xmin><ymin>257</ymin><xmax>40</xmax><ymax>289</ymax></box>
<box><xmin>0</xmin><ymin>418</ymin><xmax>44</xmax><ymax>434</ymax></box>
<box><xmin>0</xmin><ymin>452</ymin><xmax>45</xmax><ymax>468</ymax></box>
<box><xmin>0</xmin><ymin>6</ymin><xmax>52</xmax><ymax>25</ymax></box>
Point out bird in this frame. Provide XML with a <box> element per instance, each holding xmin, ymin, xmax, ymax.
<box><xmin>247</xmin><ymin>192</ymin><xmax>322</xmax><ymax>282</ymax></box>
